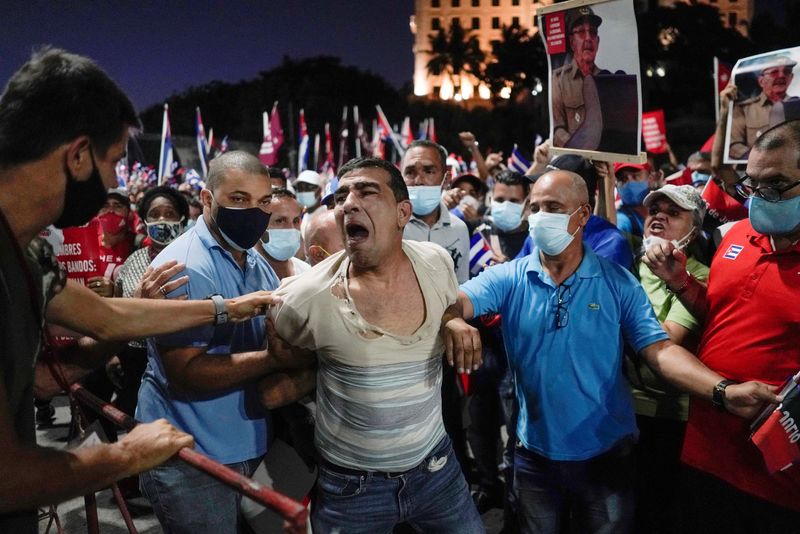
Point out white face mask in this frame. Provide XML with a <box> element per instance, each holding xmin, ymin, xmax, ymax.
<box><xmin>528</xmin><ymin>206</ymin><xmax>583</xmax><ymax>256</ymax></box>
<box><xmin>297</xmin><ymin>191</ymin><xmax>318</xmax><ymax>209</ymax></box>
<box><xmin>642</xmin><ymin>226</ymin><xmax>695</xmax><ymax>253</ymax></box>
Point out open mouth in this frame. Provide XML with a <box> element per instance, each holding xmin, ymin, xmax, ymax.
<box><xmin>345</xmin><ymin>222</ymin><xmax>370</xmax><ymax>244</ymax></box>
<box><xmin>649</xmin><ymin>221</ymin><xmax>665</xmax><ymax>234</ymax></box>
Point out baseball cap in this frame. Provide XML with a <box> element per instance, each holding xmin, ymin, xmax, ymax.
<box><xmin>644</xmin><ymin>184</ymin><xmax>706</xmax><ymax>218</ymax></box>
<box><xmin>566</xmin><ymin>6</ymin><xmax>602</xmax><ymax>32</ymax></box>
<box><xmin>321</xmin><ymin>176</ymin><xmax>339</xmax><ymax>206</ymax></box>
<box><xmin>614</xmin><ymin>162</ymin><xmax>650</xmax><ymax>176</ymax></box>
<box><xmin>451</xmin><ymin>173</ymin><xmax>488</xmax><ymax>197</ymax></box>
<box><xmin>295</xmin><ymin>170</ymin><xmax>321</xmax><ymax>187</ymax></box>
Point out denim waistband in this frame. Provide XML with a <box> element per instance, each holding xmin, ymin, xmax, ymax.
<box><xmin>319</xmin><ymin>436</ymin><xmax>451</xmax><ymax>478</ymax></box>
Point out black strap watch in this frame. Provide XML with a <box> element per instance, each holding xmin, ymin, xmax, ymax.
<box><xmin>712</xmin><ymin>379</ymin><xmax>737</xmax><ymax>411</ymax></box>
<box><xmin>206</xmin><ymin>294</ymin><xmax>228</xmax><ymax>326</ymax></box>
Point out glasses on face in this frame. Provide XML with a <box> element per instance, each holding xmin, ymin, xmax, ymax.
<box><xmin>735</xmin><ymin>175</ymin><xmax>800</xmax><ymax>202</ymax></box>
<box><xmin>571</xmin><ymin>27</ymin><xmax>598</xmax><ymax>38</ymax></box>
<box><xmin>554</xmin><ymin>282</ymin><xmax>572</xmax><ymax>330</ymax></box>
<box><xmin>762</xmin><ymin>67</ymin><xmax>794</xmax><ymax>78</ymax></box>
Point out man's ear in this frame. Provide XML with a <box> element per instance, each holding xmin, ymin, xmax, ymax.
<box><xmin>200</xmin><ymin>188</ymin><xmax>214</xmax><ymax>211</ymax></box>
<box><xmin>63</xmin><ymin>136</ymin><xmax>92</xmax><ymax>181</ymax></box>
<box><xmin>308</xmin><ymin>245</ymin><xmax>326</xmax><ymax>264</ymax></box>
<box><xmin>398</xmin><ymin>199</ymin><xmax>413</xmax><ymax>228</ymax></box>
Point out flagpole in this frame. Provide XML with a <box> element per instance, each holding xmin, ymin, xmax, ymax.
<box><xmin>713</xmin><ymin>57</ymin><xmax>720</xmax><ymax>124</ymax></box>
<box><xmin>158</xmin><ymin>103</ymin><xmax>168</xmax><ymax>185</ymax></box>
<box><xmin>353</xmin><ymin>106</ymin><xmax>362</xmax><ymax>158</ymax></box>
<box><xmin>375</xmin><ymin>105</ymin><xmax>406</xmax><ymax>157</ymax></box>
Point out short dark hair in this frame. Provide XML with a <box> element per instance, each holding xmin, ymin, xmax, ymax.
<box><xmin>0</xmin><ymin>47</ymin><xmax>139</xmax><ymax>168</ymax></box>
<box><xmin>271</xmin><ymin>187</ymin><xmax>297</xmax><ymax>201</ymax></box>
<box><xmin>338</xmin><ymin>157</ymin><xmax>409</xmax><ymax>202</ymax></box>
<box><xmin>494</xmin><ymin>170</ymin><xmax>530</xmax><ymax>196</ymax></box>
<box><xmin>754</xmin><ymin>120</ymin><xmax>800</xmax><ymax>168</ymax></box>
<box><xmin>407</xmin><ymin>139</ymin><xmax>448</xmax><ymax>171</ymax></box>
<box><xmin>138</xmin><ymin>186</ymin><xmax>190</xmax><ymax>221</ymax></box>
<box><xmin>206</xmin><ymin>150</ymin><xmax>269</xmax><ymax>191</ymax></box>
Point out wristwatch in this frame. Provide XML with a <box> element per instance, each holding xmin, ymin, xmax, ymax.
<box><xmin>206</xmin><ymin>294</ymin><xmax>228</xmax><ymax>326</ymax></box>
<box><xmin>712</xmin><ymin>379</ymin><xmax>737</xmax><ymax>411</ymax></box>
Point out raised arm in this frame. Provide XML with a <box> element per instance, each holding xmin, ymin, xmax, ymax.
<box><xmin>641</xmin><ymin>241</ymin><xmax>707</xmax><ymax>322</ymax></box>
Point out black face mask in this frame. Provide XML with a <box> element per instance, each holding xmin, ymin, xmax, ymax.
<box><xmin>212</xmin><ymin>199</ymin><xmax>271</xmax><ymax>251</ymax></box>
<box><xmin>54</xmin><ymin>150</ymin><xmax>108</xmax><ymax>229</ymax></box>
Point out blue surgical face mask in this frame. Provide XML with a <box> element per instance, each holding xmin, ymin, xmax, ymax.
<box><xmin>691</xmin><ymin>171</ymin><xmax>711</xmax><ymax>186</ymax></box>
<box><xmin>211</xmin><ymin>194</ymin><xmax>271</xmax><ymax>251</ymax></box>
<box><xmin>749</xmin><ymin>195</ymin><xmax>800</xmax><ymax>236</ymax></box>
<box><xmin>297</xmin><ymin>191</ymin><xmax>318</xmax><ymax>209</ymax></box>
<box><xmin>528</xmin><ymin>206</ymin><xmax>583</xmax><ymax>256</ymax></box>
<box><xmin>261</xmin><ymin>228</ymin><xmax>302</xmax><ymax>261</ymax></box>
<box><xmin>408</xmin><ymin>185</ymin><xmax>442</xmax><ymax>216</ymax></box>
<box><xmin>492</xmin><ymin>201</ymin><xmax>525</xmax><ymax>232</ymax></box>
<box><xmin>146</xmin><ymin>218</ymin><xmax>185</xmax><ymax>246</ymax></box>
<box><xmin>618</xmin><ymin>180</ymin><xmax>650</xmax><ymax>206</ymax></box>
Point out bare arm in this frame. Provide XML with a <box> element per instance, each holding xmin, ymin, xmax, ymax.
<box><xmin>0</xmin><ymin>380</ymin><xmax>192</xmax><ymax>513</ymax></box>
<box><xmin>527</xmin><ymin>140</ymin><xmax>551</xmax><ymax>175</ymax></box>
<box><xmin>441</xmin><ymin>294</ymin><xmax>481</xmax><ymax>374</ymax></box>
<box><xmin>593</xmin><ymin>160</ymin><xmax>617</xmax><ymax>225</ymax></box>
<box><xmin>712</xmin><ymin>84</ymin><xmax>743</xmax><ymax>186</ymax></box>
<box><xmin>159</xmin><ymin>345</ymin><xmax>274</xmax><ymax>393</ymax></box>
<box><xmin>641</xmin><ymin>243</ymin><xmax>707</xmax><ymax>322</ymax></box>
<box><xmin>459</xmin><ymin>132</ymin><xmax>489</xmax><ymax>181</ymax></box>
<box><xmin>640</xmin><ymin>339</ymin><xmax>780</xmax><ymax>419</ymax></box>
<box><xmin>46</xmin><ymin>279</ymin><xmax>278</xmax><ymax>342</ymax></box>
<box><xmin>259</xmin><ymin>367</ymin><xmax>317</xmax><ymax>409</ymax></box>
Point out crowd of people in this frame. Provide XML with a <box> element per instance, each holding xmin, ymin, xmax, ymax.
<box><xmin>1</xmin><ymin>46</ymin><xmax>799</xmax><ymax>534</ymax></box>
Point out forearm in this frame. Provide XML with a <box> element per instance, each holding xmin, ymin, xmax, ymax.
<box><xmin>259</xmin><ymin>367</ymin><xmax>317</xmax><ymax>409</ymax></box>
<box><xmin>173</xmin><ymin>349</ymin><xmax>273</xmax><ymax>393</ymax></box>
<box><xmin>641</xmin><ymin>340</ymin><xmax>721</xmax><ymax>401</ymax></box>
<box><xmin>0</xmin><ymin>442</ymin><xmax>134</xmax><ymax>513</ymax></box>
<box><xmin>601</xmin><ymin>174</ymin><xmax>617</xmax><ymax>225</ymax></box>
<box><xmin>665</xmin><ymin>273</ymin><xmax>708</xmax><ymax>323</ymax></box>
<box><xmin>470</xmin><ymin>146</ymin><xmax>489</xmax><ymax>181</ymax></box>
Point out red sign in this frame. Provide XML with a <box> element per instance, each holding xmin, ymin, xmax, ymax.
<box><xmin>57</xmin><ymin>221</ymin><xmax>104</xmax><ymax>285</ymax></box>
<box><xmin>642</xmin><ymin>110</ymin><xmax>667</xmax><ymax>154</ymax></box>
<box><xmin>544</xmin><ymin>12</ymin><xmax>567</xmax><ymax>55</ymax></box>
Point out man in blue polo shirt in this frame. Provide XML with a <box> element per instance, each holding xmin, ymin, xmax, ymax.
<box><xmin>137</xmin><ymin>151</ymin><xmax>281</xmax><ymax>534</ymax></box>
<box><xmin>446</xmin><ymin>169</ymin><xmax>780</xmax><ymax>534</ymax></box>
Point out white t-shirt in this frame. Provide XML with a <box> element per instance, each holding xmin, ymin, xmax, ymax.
<box><xmin>272</xmin><ymin>240</ymin><xmax>458</xmax><ymax>470</ymax></box>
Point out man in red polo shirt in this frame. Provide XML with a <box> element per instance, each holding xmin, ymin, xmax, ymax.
<box><xmin>643</xmin><ymin>120</ymin><xmax>800</xmax><ymax>532</ymax></box>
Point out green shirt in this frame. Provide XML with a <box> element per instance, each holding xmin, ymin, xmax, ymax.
<box><xmin>629</xmin><ymin>256</ymin><xmax>709</xmax><ymax>420</ymax></box>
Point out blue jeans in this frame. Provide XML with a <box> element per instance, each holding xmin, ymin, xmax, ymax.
<box><xmin>311</xmin><ymin>436</ymin><xmax>485</xmax><ymax>533</ymax></box>
<box><xmin>513</xmin><ymin>441</ymin><xmax>635</xmax><ymax>534</ymax></box>
<box><xmin>140</xmin><ymin>455</ymin><xmax>262</xmax><ymax>534</ymax></box>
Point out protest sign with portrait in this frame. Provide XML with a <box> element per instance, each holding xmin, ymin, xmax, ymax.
<box><xmin>724</xmin><ymin>46</ymin><xmax>800</xmax><ymax>164</ymax></box>
<box><xmin>538</xmin><ymin>0</ymin><xmax>644</xmax><ymax>163</ymax></box>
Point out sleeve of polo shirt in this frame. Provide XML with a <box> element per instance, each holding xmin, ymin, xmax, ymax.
<box><xmin>459</xmin><ymin>261</ymin><xmax>513</xmax><ymax>317</ymax></box>
<box><xmin>617</xmin><ymin>269</ymin><xmax>670</xmax><ymax>352</ymax></box>
<box><xmin>590</xmin><ymin>232</ymin><xmax>633</xmax><ymax>270</ymax></box>
<box><xmin>152</xmin><ymin>265</ymin><xmax>217</xmax><ymax>348</ymax></box>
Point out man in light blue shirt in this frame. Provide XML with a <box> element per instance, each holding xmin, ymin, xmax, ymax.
<box><xmin>137</xmin><ymin>151</ymin><xmax>281</xmax><ymax>534</ymax></box>
<box><xmin>445</xmin><ymin>170</ymin><xmax>775</xmax><ymax>534</ymax></box>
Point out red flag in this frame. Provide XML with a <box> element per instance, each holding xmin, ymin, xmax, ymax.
<box><xmin>702</xmin><ymin>177</ymin><xmax>748</xmax><ymax>223</ymax></box>
<box><xmin>270</xmin><ymin>101</ymin><xmax>284</xmax><ymax>150</ymax></box>
<box><xmin>401</xmin><ymin>117</ymin><xmax>413</xmax><ymax>148</ymax></box>
<box><xmin>259</xmin><ymin>111</ymin><xmax>278</xmax><ymax>166</ymax></box>
<box><xmin>338</xmin><ymin>107</ymin><xmax>349</xmax><ymax>168</ymax></box>
<box><xmin>324</xmin><ymin>122</ymin><xmax>335</xmax><ymax>170</ymax></box>
<box><xmin>642</xmin><ymin>110</ymin><xmax>668</xmax><ymax>154</ymax></box>
<box><xmin>428</xmin><ymin>117</ymin><xmax>437</xmax><ymax>143</ymax></box>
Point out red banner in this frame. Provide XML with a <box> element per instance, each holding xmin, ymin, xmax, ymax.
<box><xmin>544</xmin><ymin>12</ymin><xmax>567</xmax><ymax>55</ymax></box>
<box><xmin>642</xmin><ymin>110</ymin><xmax>667</xmax><ymax>154</ymax></box>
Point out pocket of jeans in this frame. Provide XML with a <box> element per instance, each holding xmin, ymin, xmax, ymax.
<box><xmin>317</xmin><ymin>466</ymin><xmax>365</xmax><ymax>498</ymax></box>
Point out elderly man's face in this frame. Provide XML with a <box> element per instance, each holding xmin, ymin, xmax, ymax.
<box><xmin>645</xmin><ymin>198</ymin><xmax>694</xmax><ymax>243</ymax></box>
<box><xmin>569</xmin><ymin>21</ymin><xmax>599</xmax><ymax>66</ymax></box>
<box><xmin>758</xmin><ymin>66</ymin><xmax>793</xmax><ymax>102</ymax></box>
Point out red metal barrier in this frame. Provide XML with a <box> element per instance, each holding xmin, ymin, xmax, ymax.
<box><xmin>70</xmin><ymin>383</ymin><xmax>309</xmax><ymax>533</ymax></box>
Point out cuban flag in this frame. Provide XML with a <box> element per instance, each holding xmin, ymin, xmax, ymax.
<box><xmin>298</xmin><ymin>108</ymin><xmax>310</xmax><ymax>173</ymax></box>
<box><xmin>417</xmin><ymin>118</ymin><xmax>429</xmax><ymax>141</ymax></box>
<box><xmin>469</xmin><ymin>231</ymin><xmax>495</xmax><ymax>277</ymax></box>
<box><xmin>195</xmin><ymin>107</ymin><xmax>210</xmax><ymax>177</ymax></box>
<box><xmin>508</xmin><ymin>144</ymin><xmax>531</xmax><ymax>174</ymax></box>
<box><xmin>428</xmin><ymin>117</ymin><xmax>437</xmax><ymax>143</ymax></box>
<box><xmin>259</xmin><ymin>110</ymin><xmax>277</xmax><ymax>166</ymax></box>
<box><xmin>338</xmin><ymin>106</ymin><xmax>349</xmax><ymax>168</ymax></box>
<box><xmin>375</xmin><ymin>105</ymin><xmax>405</xmax><ymax>156</ymax></box>
<box><xmin>157</xmin><ymin>103</ymin><xmax>174</xmax><ymax>185</ymax></box>
<box><xmin>323</xmin><ymin>122</ymin><xmax>335</xmax><ymax>172</ymax></box>
<box><xmin>400</xmin><ymin>116</ymin><xmax>413</xmax><ymax>149</ymax></box>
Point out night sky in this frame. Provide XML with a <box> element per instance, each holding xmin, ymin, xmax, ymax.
<box><xmin>1</xmin><ymin>0</ymin><xmax>415</xmax><ymax>111</ymax></box>
<box><xmin>1</xmin><ymin>1</ymin><xmax>786</xmax><ymax>113</ymax></box>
